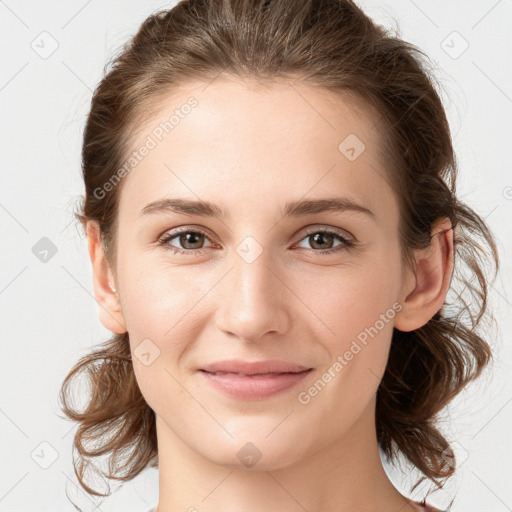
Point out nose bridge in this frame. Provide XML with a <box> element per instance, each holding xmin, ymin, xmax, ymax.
<box><xmin>215</xmin><ymin>239</ymin><xmax>289</xmax><ymax>341</ymax></box>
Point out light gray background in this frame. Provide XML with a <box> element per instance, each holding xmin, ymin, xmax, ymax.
<box><xmin>1</xmin><ymin>1</ymin><xmax>511</xmax><ymax>511</ymax></box>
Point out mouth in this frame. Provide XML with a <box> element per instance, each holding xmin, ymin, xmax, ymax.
<box><xmin>200</xmin><ymin>370</ymin><xmax>309</xmax><ymax>376</ymax></box>
<box><xmin>199</xmin><ymin>359</ymin><xmax>313</xmax><ymax>376</ymax></box>
<box><xmin>198</xmin><ymin>368</ymin><xmax>313</xmax><ymax>400</ymax></box>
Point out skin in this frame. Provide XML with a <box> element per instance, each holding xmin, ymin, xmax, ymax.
<box><xmin>87</xmin><ymin>75</ymin><xmax>454</xmax><ymax>512</ymax></box>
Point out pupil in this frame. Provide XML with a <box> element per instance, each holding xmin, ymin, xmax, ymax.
<box><xmin>312</xmin><ymin>233</ymin><xmax>333</xmax><ymax>249</ymax></box>
<box><xmin>181</xmin><ymin>232</ymin><xmax>203</xmax><ymax>249</ymax></box>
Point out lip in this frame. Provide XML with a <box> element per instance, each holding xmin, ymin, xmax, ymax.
<box><xmin>200</xmin><ymin>359</ymin><xmax>312</xmax><ymax>375</ymax></box>
<box><xmin>198</xmin><ymin>359</ymin><xmax>313</xmax><ymax>400</ymax></box>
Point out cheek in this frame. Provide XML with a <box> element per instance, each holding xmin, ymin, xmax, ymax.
<box><xmin>306</xmin><ymin>257</ymin><xmax>401</xmax><ymax>339</ymax></box>
<box><xmin>118</xmin><ymin>254</ymin><xmax>207</xmax><ymax>335</ymax></box>
<box><xmin>302</xmin><ymin>246</ymin><xmax>403</xmax><ymax>381</ymax></box>
<box><xmin>121</xmin><ymin>261</ymin><xmax>205</xmax><ymax>410</ymax></box>
<box><xmin>118</xmin><ymin>257</ymin><xmax>223</xmax><ymax>403</ymax></box>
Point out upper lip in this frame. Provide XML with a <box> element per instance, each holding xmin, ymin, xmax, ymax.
<box><xmin>200</xmin><ymin>359</ymin><xmax>312</xmax><ymax>376</ymax></box>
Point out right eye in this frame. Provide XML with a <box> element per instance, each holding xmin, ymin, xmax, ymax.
<box><xmin>158</xmin><ymin>228</ymin><xmax>215</xmax><ymax>256</ymax></box>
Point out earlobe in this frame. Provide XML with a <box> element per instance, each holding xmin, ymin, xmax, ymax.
<box><xmin>394</xmin><ymin>218</ymin><xmax>455</xmax><ymax>333</ymax></box>
<box><xmin>86</xmin><ymin>220</ymin><xmax>127</xmax><ymax>334</ymax></box>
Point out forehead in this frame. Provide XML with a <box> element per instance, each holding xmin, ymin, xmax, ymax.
<box><xmin>117</xmin><ymin>76</ymin><xmax>395</xmax><ymax>223</ymax></box>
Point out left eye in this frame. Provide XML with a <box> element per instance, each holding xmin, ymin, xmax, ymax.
<box><xmin>296</xmin><ymin>228</ymin><xmax>354</xmax><ymax>253</ymax></box>
<box><xmin>158</xmin><ymin>227</ymin><xmax>354</xmax><ymax>256</ymax></box>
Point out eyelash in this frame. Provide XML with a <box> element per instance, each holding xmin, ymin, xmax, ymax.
<box><xmin>157</xmin><ymin>226</ymin><xmax>355</xmax><ymax>256</ymax></box>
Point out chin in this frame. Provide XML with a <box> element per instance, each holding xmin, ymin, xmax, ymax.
<box><xmin>198</xmin><ymin>431</ymin><xmax>307</xmax><ymax>472</ymax></box>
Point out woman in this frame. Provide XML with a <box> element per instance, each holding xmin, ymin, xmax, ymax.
<box><xmin>59</xmin><ymin>1</ymin><xmax>500</xmax><ymax>511</ymax></box>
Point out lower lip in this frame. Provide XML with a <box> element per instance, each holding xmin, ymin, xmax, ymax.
<box><xmin>199</xmin><ymin>369</ymin><xmax>313</xmax><ymax>400</ymax></box>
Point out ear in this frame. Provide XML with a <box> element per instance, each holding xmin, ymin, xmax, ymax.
<box><xmin>86</xmin><ymin>220</ymin><xmax>127</xmax><ymax>334</ymax></box>
<box><xmin>394</xmin><ymin>217</ymin><xmax>455</xmax><ymax>332</ymax></box>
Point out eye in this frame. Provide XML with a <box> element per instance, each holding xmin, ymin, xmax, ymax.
<box><xmin>295</xmin><ymin>227</ymin><xmax>355</xmax><ymax>255</ymax></box>
<box><xmin>158</xmin><ymin>228</ymin><xmax>215</xmax><ymax>255</ymax></box>
<box><xmin>158</xmin><ymin>226</ymin><xmax>355</xmax><ymax>257</ymax></box>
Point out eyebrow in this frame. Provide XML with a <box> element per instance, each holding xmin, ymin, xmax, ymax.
<box><xmin>139</xmin><ymin>196</ymin><xmax>375</xmax><ymax>220</ymax></box>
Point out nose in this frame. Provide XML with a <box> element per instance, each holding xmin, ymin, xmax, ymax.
<box><xmin>214</xmin><ymin>248</ymin><xmax>291</xmax><ymax>343</ymax></box>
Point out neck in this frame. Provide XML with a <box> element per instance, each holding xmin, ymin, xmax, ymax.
<box><xmin>153</xmin><ymin>395</ymin><xmax>418</xmax><ymax>512</ymax></box>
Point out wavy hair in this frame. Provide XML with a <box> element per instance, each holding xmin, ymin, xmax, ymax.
<box><xmin>59</xmin><ymin>0</ymin><xmax>500</xmax><ymax>505</ymax></box>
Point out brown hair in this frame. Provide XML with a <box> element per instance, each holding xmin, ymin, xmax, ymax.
<box><xmin>59</xmin><ymin>0</ymin><xmax>500</xmax><ymax>505</ymax></box>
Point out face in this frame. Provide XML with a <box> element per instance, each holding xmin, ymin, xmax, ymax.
<box><xmin>107</xmin><ymin>76</ymin><xmax>410</xmax><ymax>470</ymax></box>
